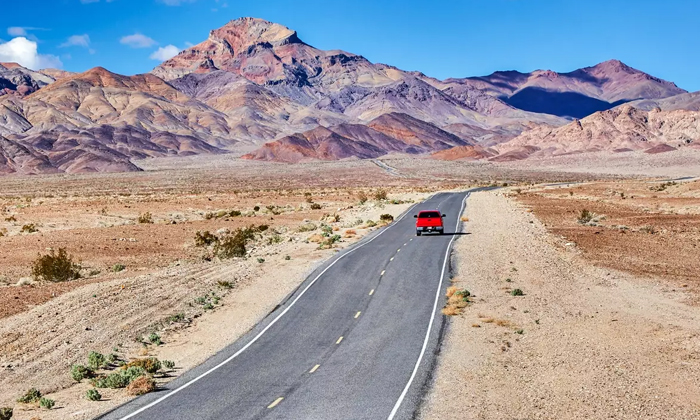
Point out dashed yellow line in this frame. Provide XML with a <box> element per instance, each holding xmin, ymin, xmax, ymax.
<box><xmin>309</xmin><ymin>364</ymin><xmax>320</xmax><ymax>373</ymax></box>
<box><xmin>390</xmin><ymin>257</ymin><xmax>394</xmax><ymax>261</ymax></box>
<box><xmin>397</xmin><ymin>248</ymin><xmax>401</xmax><ymax>252</ymax></box>
<box><xmin>354</xmin><ymin>311</ymin><xmax>361</xmax><ymax>319</ymax></box>
<box><xmin>336</xmin><ymin>336</ymin><xmax>344</xmax><ymax>345</ymax></box>
<box><xmin>404</xmin><ymin>243</ymin><xmax>408</xmax><ymax>246</ymax></box>
<box><xmin>380</xmin><ymin>270</ymin><xmax>385</xmax><ymax>276</ymax></box>
<box><xmin>369</xmin><ymin>289</ymin><xmax>375</xmax><ymax>296</ymax></box>
<box><xmin>268</xmin><ymin>397</ymin><xmax>284</xmax><ymax>409</ymax></box>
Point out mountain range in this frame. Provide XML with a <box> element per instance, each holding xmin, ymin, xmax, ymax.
<box><xmin>0</xmin><ymin>17</ymin><xmax>696</xmax><ymax>174</ymax></box>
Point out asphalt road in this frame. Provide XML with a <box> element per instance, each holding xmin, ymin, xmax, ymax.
<box><xmin>99</xmin><ymin>190</ymin><xmax>476</xmax><ymax>420</ymax></box>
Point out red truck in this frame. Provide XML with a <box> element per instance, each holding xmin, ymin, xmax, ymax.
<box><xmin>414</xmin><ymin>210</ymin><xmax>445</xmax><ymax>236</ymax></box>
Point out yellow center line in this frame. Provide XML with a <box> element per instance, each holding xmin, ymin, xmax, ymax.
<box><xmin>309</xmin><ymin>364</ymin><xmax>320</xmax><ymax>373</ymax></box>
<box><xmin>404</xmin><ymin>243</ymin><xmax>407</xmax><ymax>246</ymax></box>
<box><xmin>336</xmin><ymin>336</ymin><xmax>344</xmax><ymax>345</ymax></box>
<box><xmin>380</xmin><ymin>270</ymin><xmax>385</xmax><ymax>276</ymax></box>
<box><xmin>268</xmin><ymin>397</ymin><xmax>284</xmax><ymax>409</ymax></box>
<box><xmin>369</xmin><ymin>289</ymin><xmax>375</xmax><ymax>295</ymax></box>
<box><xmin>390</xmin><ymin>257</ymin><xmax>394</xmax><ymax>261</ymax></box>
<box><xmin>354</xmin><ymin>311</ymin><xmax>361</xmax><ymax>319</ymax></box>
<box><xmin>397</xmin><ymin>248</ymin><xmax>401</xmax><ymax>252</ymax></box>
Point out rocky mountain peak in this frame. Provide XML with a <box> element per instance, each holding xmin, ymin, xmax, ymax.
<box><xmin>209</xmin><ymin>17</ymin><xmax>304</xmax><ymax>52</ymax></box>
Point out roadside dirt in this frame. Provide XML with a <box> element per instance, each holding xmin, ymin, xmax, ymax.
<box><xmin>422</xmin><ymin>190</ymin><xmax>700</xmax><ymax>420</ymax></box>
<box><xmin>0</xmin><ymin>185</ymin><xmax>428</xmax><ymax>420</ymax></box>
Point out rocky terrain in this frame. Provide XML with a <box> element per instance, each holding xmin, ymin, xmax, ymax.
<box><xmin>0</xmin><ymin>18</ymin><xmax>697</xmax><ymax>173</ymax></box>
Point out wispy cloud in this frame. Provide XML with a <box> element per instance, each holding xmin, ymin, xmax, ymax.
<box><xmin>120</xmin><ymin>33</ymin><xmax>157</xmax><ymax>48</ymax></box>
<box><xmin>157</xmin><ymin>0</ymin><xmax>197</xmax><ymax>5</ymax></box>
<box><xmin>150</xmin><ymin>45</ymin><xmax>180</xmax><ymax>61</ymax></box>
<box><xmin>0</xmin><ymin>37</ymin><xmax>62</xmax><ymax>70</ymax></box>
<box><xmin>7</xmin><ymin>27</ymin><xmax>49</xmax><ymax>41</ymax></box>
<box><xmin>60</xmin><ymin>34</ymin><xmax>95</xmax><ymax>54</ymax></box>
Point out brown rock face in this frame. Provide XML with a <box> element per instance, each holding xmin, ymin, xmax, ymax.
<box><xmin>495</xmin><ymin>105</ymin><xmax>700</xmax><ymax>159</ymax></box>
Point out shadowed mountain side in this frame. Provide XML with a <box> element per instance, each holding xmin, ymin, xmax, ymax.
<box><xmin>503</xmin><ymin>87</ymin><xmax>627</xmax><ymax>118</ymax></box>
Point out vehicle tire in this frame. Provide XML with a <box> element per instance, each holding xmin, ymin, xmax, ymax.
<box><xmin>416</xmin><ymin>231</ymin><xmax>422</xmax><ymax>236</ymax></box>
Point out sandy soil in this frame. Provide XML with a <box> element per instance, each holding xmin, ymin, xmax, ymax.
<box><xmin>0</xmin><ymin>184</ymin><xmax>428</xmax><ymax>419</ymax></box>
<box><xmin>422</xmin><ymin>191</ymin><xmax>700</xmax><ymax>420</ymax></box>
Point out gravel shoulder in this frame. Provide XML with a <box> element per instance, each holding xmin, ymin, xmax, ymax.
<box><xmin>421</xmin><ymin>190</ymin><xmax>700</xmax><ymax>419</ymax></box>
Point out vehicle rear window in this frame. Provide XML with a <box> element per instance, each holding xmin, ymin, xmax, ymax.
<box><xmin>419</xmin><ymin>211</ymin><xmax>441</xmax><ymax>218</ymax></box>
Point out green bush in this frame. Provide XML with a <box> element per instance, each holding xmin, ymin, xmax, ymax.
<box><xmin>310</xmin><ymin>203</ymin><xmax>322</xmax><ymax>210</ymax></box>
<box><xmin>0</xmin><ymin>407</ymin><xmax>12</xmax><ymax>420</ymax></box>
<box><xmin>86</xmin><ymin>389</ymin><xmax>102</xmax><ymax>401</ymax></box>
<box><xmin>374</xmin><ymin>189</ymin><xmax>388</xmax><ymax>200</ymax></box>
<box><xmin>17</xmin><ymin>388</ymin><xmax>41</xmax><ymax>403</ymax></box>
<box><xmin>39</xmin><ymin>397</ymin><xmax>55</xmax><ymax>410</ymax></box>
<box><xmin>511</xmin><ymin>288</ymin><xmax>524</xmax><ymax>296</ymax></box>
<box><xmin>148</xmin><ymin>332</ymin><xmax>162</xmax><ymax>346</ymax></box>
<box><xmin>195</xmin><ymin>230</ymin><xmax>219</xmax><ymax>247</ymax></box>
<box><xmin>215</xmin><ymin>227</ymin><xmax>256</xmax><ymax>259</ymax></box>
<box><xmin>577</xmin><ymin>209</ymin><xmax>594</xmax><ymax>224</ymax></box>
<box><xmin>257</xmin><ymin>258</ymin><xmax>265</xmax><ymax>264</ymax></box>
<box><xmin>88</xmin><ymin>351</ymin><xmax>107</xmax><ymax>370</ymax></box>
<box><xmin>126</xmin><ymin>358</ymin><xmax>161</xmax><ymax>374</ymax></box>
<box><xmin>112</xmin><ymin>263</ymin><xmax>126</xmax><ymax>272</ymax></box>
<box><xmin>357</xmin><ymin>191</ymin><xmax>368</xmax><ymax>204</ymax></box>
<box><xmin>93</xmin><ymin>372</ymin><xmax>130</xmax><ymax>389</ymax></box>
<box><xmin>31</xmin><ymin>248</ymin><xmax>81</xmax><ymax>282</ymax></box>
<box><xmin>71</xmin><ymin>364</ymin><xmax>94</xmax><ymax>382</ymax></box>
<box><xmin>365</xmin><ymin>220</ymin><xmax>377</xmax><ymax>228</ymax></box>
<box><xmin>162</xmin><ymin>360</ymin><xmax>175</xmax><ymax>370</ymax></box>
<box><xmin>253</xmin><ymin>206</ymin><xmax>260</xmax><ymax>211</ymax></box>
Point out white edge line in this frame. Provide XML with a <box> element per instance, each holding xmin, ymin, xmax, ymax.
<box><xmin>118</xmin><ymin>200</ymin><xmax>422</xmax><ymax>419</ymax></box>
<box><xmin>386</xmin><ymin>191</ymin><xmax>471</xmax><ymax>420</ymax></box>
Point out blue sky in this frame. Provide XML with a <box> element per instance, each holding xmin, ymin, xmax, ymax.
<box><xmin>1</xmin><ymin>0</ymin><xmax>698</xmax><ymax>91</ymax></box>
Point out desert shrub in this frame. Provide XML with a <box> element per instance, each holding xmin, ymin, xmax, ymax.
<box><xmin>4</xmin><ymin>215</ymin><xmax>16</xmax><ymax>222</ymax></box>
<box><xmin>204</xmin><ymin>212</ymin><xmax>214</xmax><ymax>220</ymax></box>
<box><xmin>511</xmin><ymin>288</ymin><xmax>524</xmax><ymax>296</ymax></box>
<box><xmin>94</xmin><ymin>372</ymin><xmax>130</xmax><ymax>389</ymax></box>
<box><xmin>39</xmin><ymin>397</ymin><xmax>55</xmax><ymax>410</ymax></box>
<box><xmin>257</xmin><ymin>258</ymin><xmax>265</xmax><ymax>264</ymax></box>
<box><xmin>195</xmin><ymin>230</ymin><xmax>219</xmax><ymax>247</ymax></box>
<box><xmin>365</xmin><ymin>220</ymin><xmax>377</xmax><ymax>228</ymax></box>
<box><xmin>284</xmin><ymin>255</ymin><xmax>291</xmax><ymax>260</ymax></box>
<box><xmin>20</xmin><ymin>223</ymin><xmax>38</xmax><ymax>233</ymax></box>
<box><xmin>319</xmin><ymin>235</ymin><xmax>341</xmax><ymax>249</ymax></box>
<box><xmin>112</xmin><ymin>263</ymin><xmax>125</xmax><ymax>273</ymax></box>
<box><xmin>86</xmin><ymin>389</ymin><xmax>101</xmax><ymax>401</ymax></box>
<box><xmin>357</xmin><ymin>191</ymin><xmax>368</xmax><ymax>204</ymax></box>
<box><xmin>217</xmin><ymin>280</ymin><xmax>233</xmax><ymax>289</ymax></box>
<box><xmin>640</xmin><ymin>225</ymin><xmax>657</xmax><ymax>234</ymax></box>
<box><xmin>321</xmin><ymin>225</ymin><xmax>333</xmax><ymax>237</ymax></box>
<box><xmin>71</xmin><ymin>364</ymin><xmax>94</xmax><ymax>382</ymax></box>
<box><xmin>126</xmin><ymin>376</ymin><xmax>156</xmax><ymax>396</ymax></box>
<box><xmin>215</xmin><ymin>231</ymin><xmax>248</xmax><ymax>259</ymax></box>
<box><xmin>137</xmin><ymin>212</ymin><xmax>153</xmax><ymax>224</ymax></box>
<box><xmin>373</xmin><ymin>189</ymin><xmax>388</xmax><ymax>201</ymax></box>
<box><xmin>257</xmin><ymin>224</ymin><xmax>269</xmax><ymax>232</ymax></box>
<box><xmin>577</xmin><ymin>209</ymin><xmax>594</xmax><ymax>224</ymax></box>
<box><xmin>0</xmin><ymin>407</ymin><xmax>12</xmax><ymax>420</ymax></box>
<box><xmin>162</xmin><ymin>360</ymin><xmax>175</xmax><ymax>370</ymax></box>
<box><xmin>253</xmin><ymin>206</ymin><xmax>260</xmax><ymax>211</ymax></box>
<box><xmin>17</xmin><ymin>388</ymin><xmax>42</xmax><ymax>403</ymax></box>
<box><xmin>123</xmin><ymin>366</ymin><xmax>146</xmax><ymax>382</ymax></box>
<box><xmin>298</xmin><ymin>223</ymin><xmax>317</xmax><ymax>232</ymax></box>
<box><xmin>379</xmin><ymin>214</ymin><xmax>394</xmax><ymax>223</ymax></box>
<box><xmin>310</xmin><ymin>203</ymin><xmax>322</xmax><ymax>210</ymax></box>
<box><xmin>268</xmin><ymin>234</ymin><xmax>283</xmax><ymax>245</ymax></box>
<box><xmin>125</xmin><ymin>358</ymin><xmax>161</xmax><ymax>374</ymax></box>
<box><xmin>229</xmin><ymin>210</ymin><xmax>242</xmax><ymax>217</ymax></box>
<box><xmin>32</xmin><ymin>248</ymin><xmax>81</xmax><ymax>282</ymax></box>
<box><xmin>88</xmin><ymin>351</ymin><xmax>107</xmax><ymax>370</ymax></box>
<box><xmin>148</xmin><ymin>333</ymin><xmax>162</xmax><ymax>346</ymax></box>
<box><xmin>455</xmin><ymin>289</ymin><xmax>471</xmax><ymax>298</ymax></box>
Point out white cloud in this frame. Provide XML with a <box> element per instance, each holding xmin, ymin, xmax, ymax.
<box><xmin>0</xmin><ymin>37</ymin><xmax>62</xmax><ymax>70</ymax></box>
<box><xmin>60</xmin><ymin>34</ymin><xmax>90</xmax><ymax>48</ymax></box>
<box><xmin>150</xmin><ymin>45</ymin><xmax>180</xmax><ymax>61</ymax></box>
<box><xmin>120</xmin><ymin>33</ymin><xmax>157</xmax><ymax>48</ymax></box>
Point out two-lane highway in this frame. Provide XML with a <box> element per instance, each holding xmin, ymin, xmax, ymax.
<box><xmin>99</xmin><ymin>190</ymin><xmax>475</xmax><ymax>420</ymax></box>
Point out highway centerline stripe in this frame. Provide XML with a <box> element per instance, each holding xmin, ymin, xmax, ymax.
<box><xmin>387</xmin><ymin>191</ymin><xmax>472</xmax><ymax>420</ymax></box>
<box><xmin>380</xmin><ymin>270</ymin><xmax>385</xmax><ymax>276</ymax></box>
<box><xmin>369</xmin><ymin>289</ymin><xmax>375</xmax><ymax>296</ymax></box>
<box><xmin>354</xmin><ymin>311</ymin><xmax>361</xmax><ymax>319</ymax></box>
<box><xmin>336</xmin><ymin>336</ymin><xmax>344</xmax><ymax>344</ymax></box>
<box><xmin>117</xmin><ymin>196</ymin><xmax>427</xmax><ymax>420</ymax></box>
<box><xmin>390</xmin><ymin>257</ymin><xmax>394</xmax><ymax>261</ymax></box>
<box><xmin>268</xmin><ymin>397</ymin><xmax>284</xmax><ymax>409</ymax></box>
<box><xmin>309</xmin><ymin>364</ymin><xmax>320</xmax><ymax>373</ymax></box>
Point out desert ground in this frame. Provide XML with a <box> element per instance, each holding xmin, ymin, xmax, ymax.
<box><xmin>0</xmin><ymin>155</ymin><xmax>698</xmax><ymax>419</ymax></box>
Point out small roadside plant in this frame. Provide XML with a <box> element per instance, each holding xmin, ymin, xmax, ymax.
<box><xmin>195</xmin><ymin>230</ymin><xmax>219</xmax><ymax>247</ymax></box>
<box><xmin>321</xmin><ymin>225</ymin><xmax>333</xmax><ymax>237</ymax></box>
<box><xmin>71</xmin><ymin>364</ymin><xmax>94</xmax><ymax>382</ymax></box>
<box><xmin>166</xmin><ymin>312</ymin><xmax>185</xmax><ymax>323</ymax></box>
<box><xmin>112</xmin><ymin>263</ymin><xmax>126</xmax><ymax>273</ymax></box>
<box><xmin>319</xmin><ymin>234</ymin><xmax>341</xmax><ymax>250</ymax></box>
<box><xmin>379</xmin><ymin>214</ymin><xmax>394</xmax><ymax>223</ymax></box>
<box><xmin>253</xmin><ymin>205</ymin><xmax>260</xmax><ymax>212</ymax></box>
<box><xmin>357</xmin><ymin>191</ymin><xmax>368</xmax><ymax>204</ymax></box>
<box><xmin>86</xmin><ymin>389</ymin><xmax>102</xmax><ymax>401</ymax></box>
<box><xmin>577</xmin><ymin>209</ymin><xmax>594</xmax><ymax>224</ymax></box>
<box><xmin>162</xmin><ymin>360</ymin><xmax>175</xmax><ymax>370</ymax></box>
<box><xmin>88</xmin><ymin>351</ymin><xmax>107</xmax><ymax>370</ymax></box>
<box><xmin>31</xmin><ymin>248</ymin><xmax>81</xmax><ymax>282</ymax></box>
<box><xmin>284</xmin><ymin>255</ymin><xmax>291</xmax><ymax>260</ymax></box>
<box><xmin>365</xmin><ymin>220</ymin><xmax>377</xmax><ymax>228</ymax></box>
<box><xmin>39</xmin><ymin>397</ymin><xmax>55</xmax><ymax>410</ymax></box>
<box><xmin>310</xmin><ymin>203</ymin><xmax>322</xmax><ymax>210</ymax></box>
<box><xmin>0</xmin><ymin>407</ymin><xmax>12</xmax><ymax>420</ymax></box>
<box><xmin>138</xmin><ymin>212</ymin><xmax>153</xmax><ymax>224</ymax></box>
<box><xmin>126</xmin><ymin>376</ymin><xmax>156</xmax><ymax>396</ymax></box>
<box><xmin>511</xmin><ymin>288</ymin><xmax>524</xmax><ymax>297</ymax></box>
<box><xmin>373</xmin><ymin>189</ymin><xmax>388</xmax><ymax>201</ymax></box>
<box><xmin>217</xmin><ymin>280</ymin><xmax>233</xmax><ymax>289</ymax></box>
<box><xmin>125</xmin><ymin>358</ymin><xmax>161</xmax><ymax>374</ymax></box>
<box><xmin>17</xmin><ymin>388</ymin><xmax>42</xmax><ymax>403</ymax></box>
<box><xmin>148</xmin><ymin>333</ymin><xmax>162</xmax><ymax>346</ymax></box>
<box><xmin>21</xmin><ymin>223</ymin><xmax>38</xmax><ymax>233</ymax></box>
<box><xmin>257</xmin><ymin>258</ymin><xmax>265</xmax><ymax>264</ymax></box>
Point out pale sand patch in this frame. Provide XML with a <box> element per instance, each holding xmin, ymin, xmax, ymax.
<box><xmin>421</xmin><ymin>191</ymin><xmax>700</xmax><ymax>420</ymax></box>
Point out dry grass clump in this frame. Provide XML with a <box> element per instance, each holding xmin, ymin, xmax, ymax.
<box><xmin>442</xmin><ymin>286</ymin><xmax>471</xmax><ymax>316</ymax></box>
<box><xmin>126</xmin><ymin>375</ymin><xmax>156</xmax><ymax>396</ymax></box>
<box><xmin>477</xmin><ymin>314</ymin><xmax>515</xmax><ymax>328</ymax></box>
<box><xmin>32</xmin><ymin>248</ymin><xmax>81</xmax><ymax>282</ymax></box>
<box><xmin>461</xmin><ymin>216</ymin><xmax>469</xmax><ymax>222</ymax></box>
<box><xmin>344</xmin><ymin>229</ymin><xmax>356</xmax><ymax>238</ymax></box>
